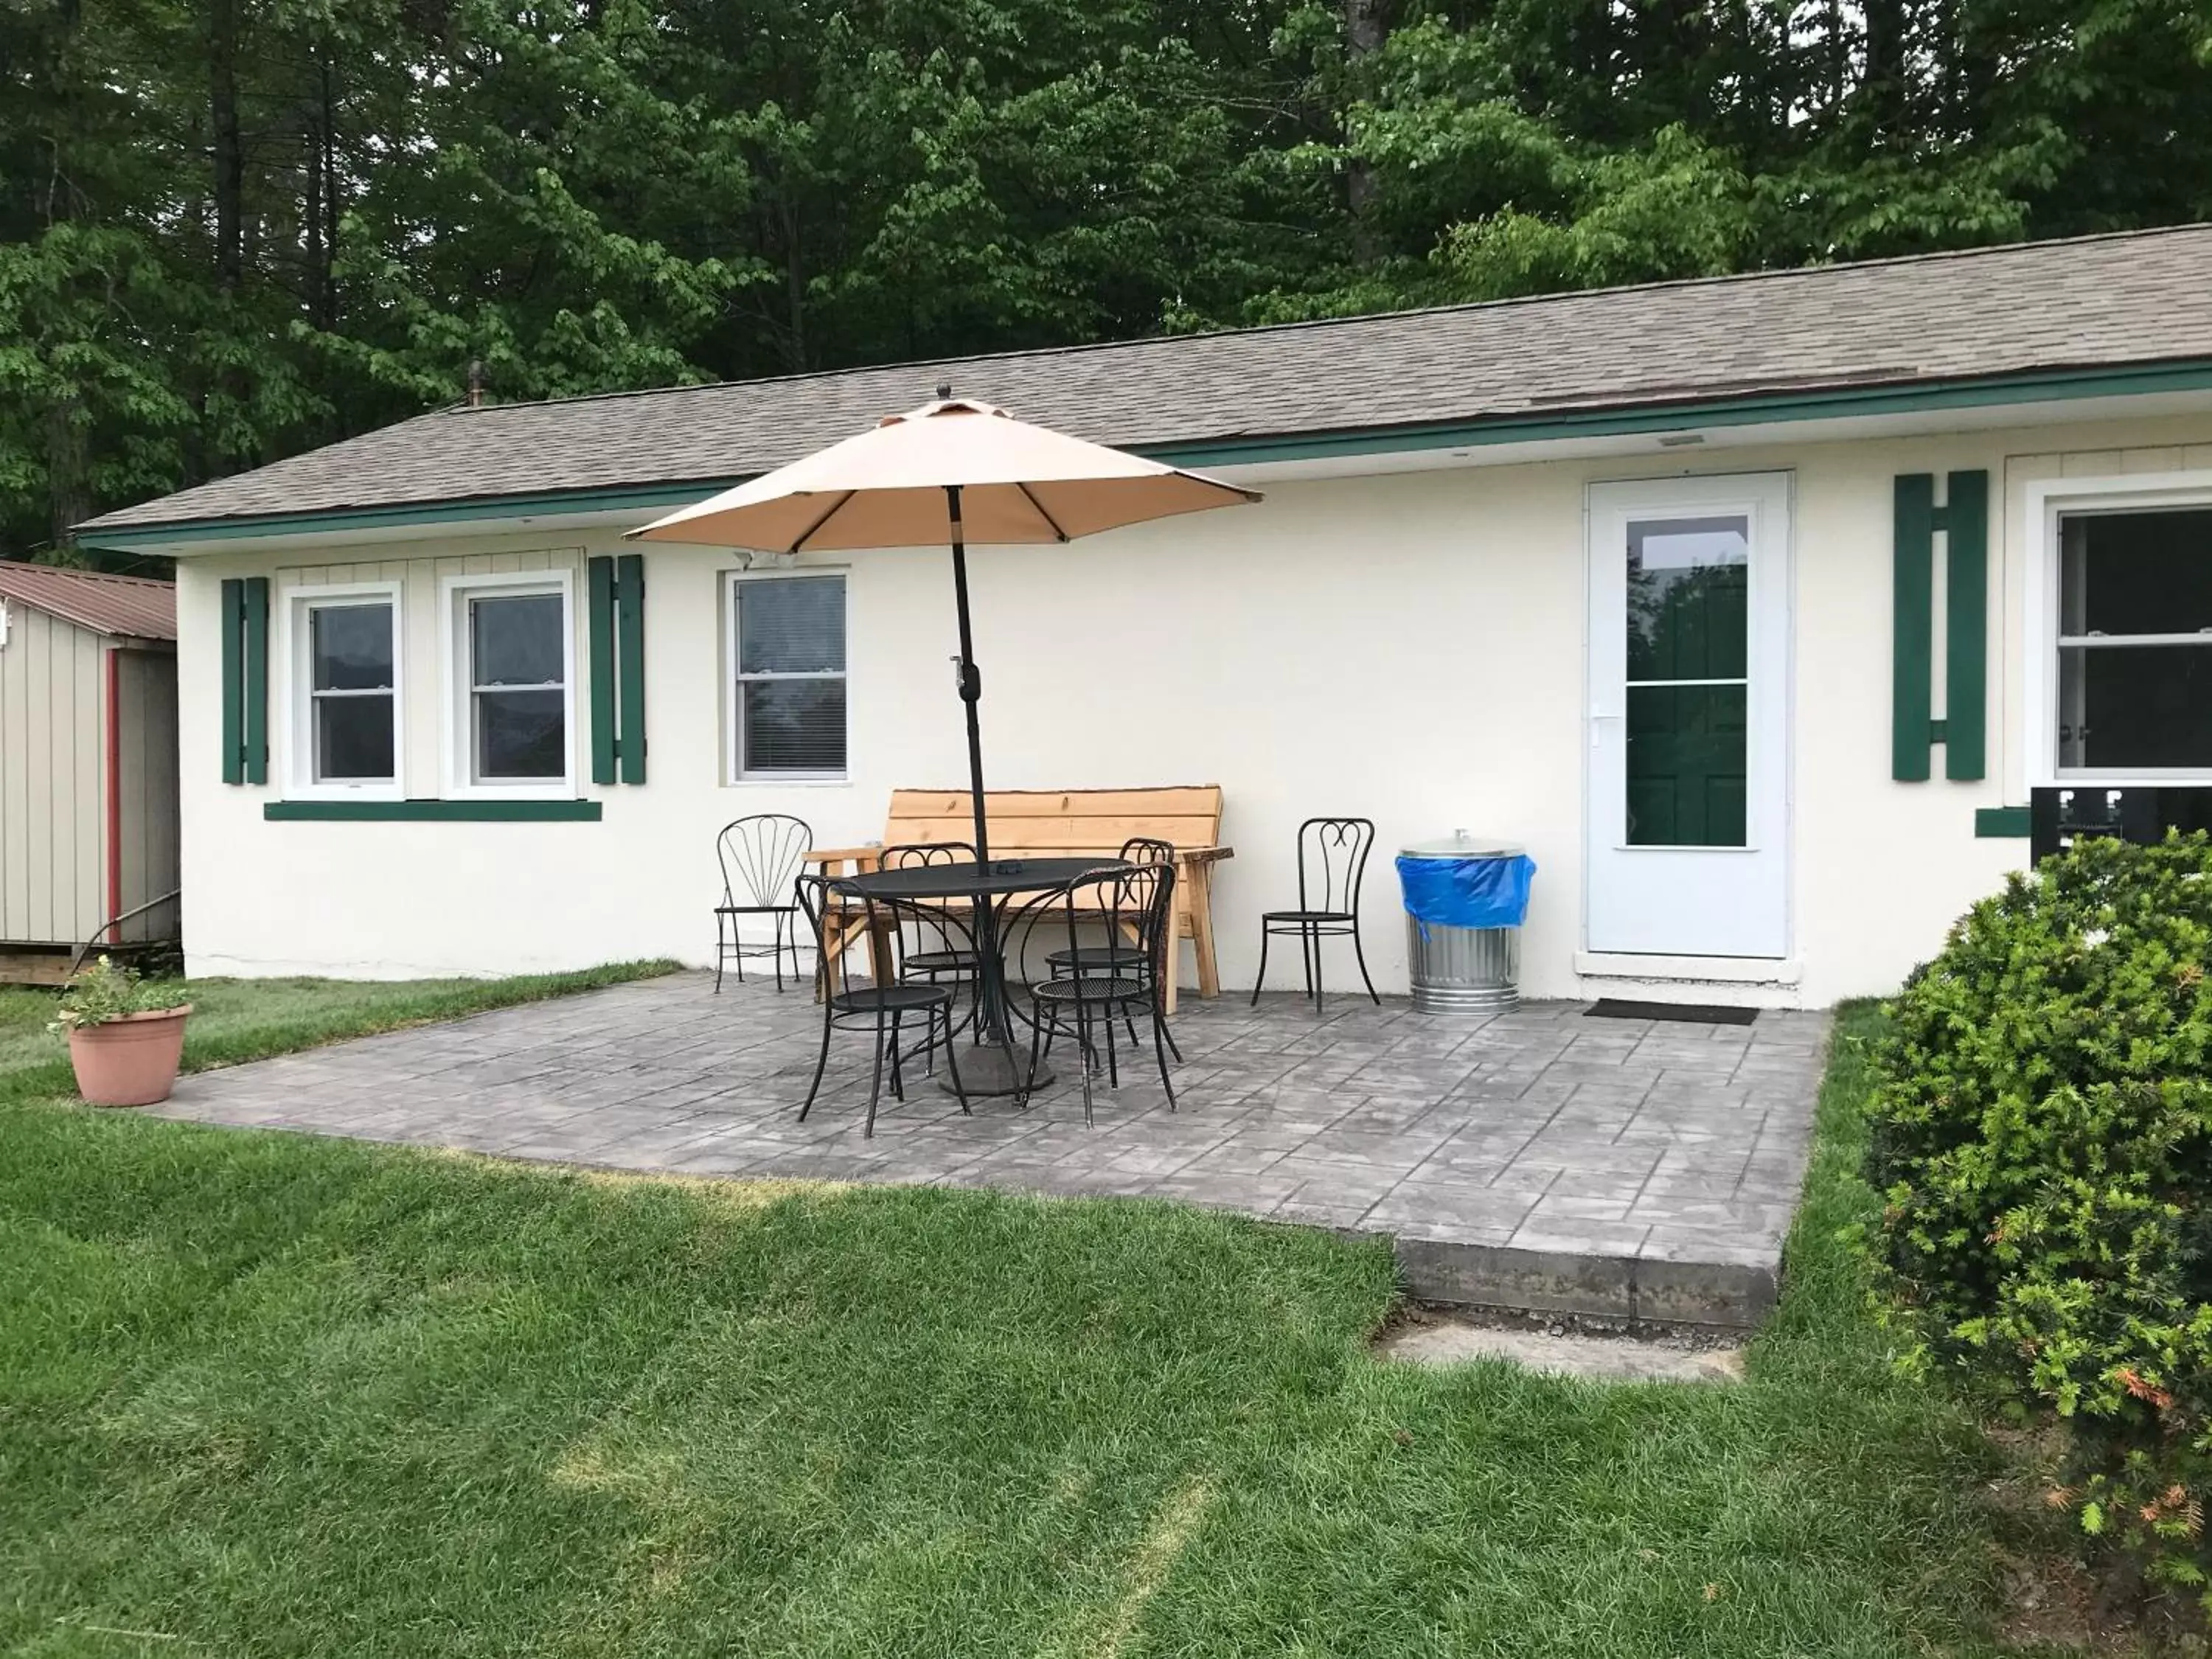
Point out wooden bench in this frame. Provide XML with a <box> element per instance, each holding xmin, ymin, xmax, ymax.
<box><xmin>805</xmin><ymin>786</ymin><xmax>1232</xmax><ymax>1012</ymax></box>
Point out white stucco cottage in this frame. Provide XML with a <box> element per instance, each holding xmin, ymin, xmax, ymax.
<box><xmin>74</xmin><ymin>225</ymin><xmax>2212</xmax><ymax>1007</ymax></box>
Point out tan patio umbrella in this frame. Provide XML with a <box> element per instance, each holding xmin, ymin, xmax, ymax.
<box><xmin>628</xmin><ymin>389</ymin><xmax>1259</xmax><ymax>869</ymax></box>
<box><xmin>630</xmin><ymin>389</ymin><xmax>1258</xmax><ymax>1096</ymax></box>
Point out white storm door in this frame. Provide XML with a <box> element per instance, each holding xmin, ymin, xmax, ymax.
<box><xmin>1585</xmin><ymin>473</ymin><xmax>1792</xmax><ymax>958</ymax></box>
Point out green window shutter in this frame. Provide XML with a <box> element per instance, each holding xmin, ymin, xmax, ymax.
<box><xmin>616</xmin><ymin>552</ymin><xmax>646</xmax><ymax>785</ymax></box>
<box><xmin>220</xmin><ymin>578</ymin><xmax>245</xmax><ymax>784</ymax></box>
<box><xmin>1892</xmin><ymin>476</ymin><xmax>1935</xmax><ymax>782</ymax></box>
<box><xmin>1942</xmin><ymin>470</ymin><xmax>1989</xmax><ymax>782</ymax></box>
<box><xmin>219</xmin><ymin>577</ymin><xmax>269</xmax><ymax>785</ymax></box>
<box><xmin>1892</xmin><ymin>470</ymin><xmax>1989</xmax><ymax>783</ymax></box>
<box><xmin>587</xmin><ymin>556</ymin><xmax>618</xmax><ymax>785</ymax></box>
<box><xmin>242</xmin><ymin>576</ymin><xmax>269</xmax><ymax>785</ymax></box>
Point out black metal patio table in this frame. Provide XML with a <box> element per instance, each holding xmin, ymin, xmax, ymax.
<box><xmin>829</xmin><ymin>855</ymin><xmax>1125</xmax><ymax>1098</ymax></box>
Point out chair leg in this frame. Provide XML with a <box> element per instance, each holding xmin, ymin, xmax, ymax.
<box><xmin>714</xmin><ymin>912</ymin><xmax>727</xmax><ymax>994</ymax></box>
<box><xmin>1250</xmin><ymin>926</ymin><xmax>1270</xmax><ymax>1008</ymax></box>
<box><xmin>771</xmin><ymin>914</ymin><xmax>785</xmax><ymax>993</ymax></box>
<box><xmin>1151</xmin><ymin>995</ymin><xmax>1178</xmax><ymax>1112</ymax></box>
<box><xmin>1310</xmin><ymin>924</ymin><xmax>1326</xmax><ymax>1019</ymax></box>
<box><xmin>799</xmin><ymin>1002</ymin><xmax>835</xmax><ymax>1121</ymax></box>
<box><xmin>887</xmin><ymin>1009</ymin><xmax>907</xmax><ymax>1102</ymax></box>
<box><xmin>1020</xmin><ymin>999</ymin><xmax>1047</xmax><ymax>1110</ymax></box>
<box><xmin>942</xmin><ymin>1004</ymin><xmax>970</xmax><ymax>1113</ymax></box>
<box><xmin>1150</xmin><ymin>973</ymin><xmax>1186</xmax><ymax>1066</ymax></box>
<box><xmin>1352</xmin><ymin>921</ymin><xmax>1380</xmax><ymax>1006</ymax></box>
<box><xmin>1075</xmin><ymin>1001</ymin><xmax>1096</xmax><ymax>1127</ymax></box>
<box><xmin>863</xmin><ymin>1007</ymin><xmax>889</xmax><ymax>1139</ymax></box>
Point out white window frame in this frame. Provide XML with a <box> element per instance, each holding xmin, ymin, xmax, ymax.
<box><xmin>726</xmin><ymin>568</ymin><xmax>850</xmax><ymax>785</ymax></box>
<box><xmin>284</xmin><ymin>579</ymin><xmax>406</xmax><ymax>801</ymax></box>
<box><xmin>2025</xmin><ymin>470</ymin><xmax>2212</xmax><ymax>787</ymax></box>
<box><xmin>439</xmin><ymin>568</ymin><xmax>577</xmax><ymax>800</ymax></box>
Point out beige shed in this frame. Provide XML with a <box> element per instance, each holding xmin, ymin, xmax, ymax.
<box><xmin>0</xmin><ymin>565</ymin><xmax>179</xmax><ymax>982</ymax></box>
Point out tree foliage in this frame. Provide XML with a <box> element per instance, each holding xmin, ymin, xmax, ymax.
<box><xmin>4</xmin><ymin>0</ymin><xmax>2209</xmax><ymax>557</ymax></box>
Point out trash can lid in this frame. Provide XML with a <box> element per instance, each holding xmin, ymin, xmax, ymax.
<box><xmin>1399</xmin><ymin>831</ymin><xmax>1523</xmax><ymax>859</ymax></box>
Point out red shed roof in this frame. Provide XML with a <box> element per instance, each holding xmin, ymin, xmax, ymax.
<box><xmin>0</xmin><ymin>563</ymin><xmax>175</xmax><ymax>641</ymax></box>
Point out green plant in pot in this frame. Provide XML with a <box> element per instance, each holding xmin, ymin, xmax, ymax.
<box><xmin>51</xmin><ymin>956</ymin><xmax>192</xmax><ymax>1107</ymax></box>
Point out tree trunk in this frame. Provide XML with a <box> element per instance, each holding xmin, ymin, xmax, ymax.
<box><xmin>40</xmin><ymin>0</ymin><xmax>89</xmax><ymax>551</ymax></box>
<box><xmin>1343</xmin><ymin>0</ymin><xmax>1390</xmax><ymax>263</ymax></box>
<box><xmin>210</xmin><ymin>0</ymin><xmax>243</xmax><ymax>293</ymax></box>
<box><xmin>47</xmin><ymin>393</ymin><xmax>90</xmax><ymax>553</ymax></box>
<box><xmin>780</xmin><ymin>200</ymin><xmax>807</xmax><ymax>372</ymax></box>
<box><xmin>306</xmin><ymin>47</ymin><xmax>337</xmax><ymax>332</ymax></box>
<box><xmin>1862</xmin><ymin>0</ymin><xmax>1908</xmax><ymax>138</ymax></box>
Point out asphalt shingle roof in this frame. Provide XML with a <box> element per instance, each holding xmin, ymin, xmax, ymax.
<box><xmin>0</xmin><ymin>563</ymin><xmax>176</xmax><ymax>639</ymax></box>
<box><xmin>79</xmin><ymin>223</ymin><xmax>2212</xmax><ymax>535</ymax></box>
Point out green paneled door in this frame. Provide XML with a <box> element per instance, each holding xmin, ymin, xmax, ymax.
<box><xmin>1623</xmin><ymin>516</ymin><xmax>1750</xmax><ymax>847</ymax></box>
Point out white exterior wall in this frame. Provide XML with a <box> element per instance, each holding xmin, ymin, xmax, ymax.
<box><xmin>175</xmin><ymin>410</ymin><xmax>2212</xmax><ymax>1004</ymax></box>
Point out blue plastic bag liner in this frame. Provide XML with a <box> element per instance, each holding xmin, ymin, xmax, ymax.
<box><xmin>1397</xmin><ymin>842</ymin><xmax>1536</xmax><ymax>930</ymax></box>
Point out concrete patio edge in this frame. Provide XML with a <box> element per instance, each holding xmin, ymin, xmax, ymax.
<box><xmin>1391</xmin><ymin>1236</ymin><xmax>1778</xmax><ymax>1329</ymax></box>
<box><xmin>148</xmin><ymin>974</ymin><xmax>1827</xmax><ymax>1329</ymax></box>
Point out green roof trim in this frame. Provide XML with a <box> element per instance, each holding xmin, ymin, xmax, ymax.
<box><xmin>264</xmin><ymin>799</ymin><xmax>604</xmax><ymax>822</ymax></box>
<box><xmin>77</xmin><ymin>479</ymin><xmax>744</xmax><ymax>551</ymax></box>
<box><xmin>74</xmin><ymin>358</ymin><xmax>2212</xmax><ymax>551</ymax></box>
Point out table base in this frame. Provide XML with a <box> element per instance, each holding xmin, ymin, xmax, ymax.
<box><xmin>941</xmin><ymin>1039</ymin><xmax>1052</xmax><ymax>1099</ymax></box>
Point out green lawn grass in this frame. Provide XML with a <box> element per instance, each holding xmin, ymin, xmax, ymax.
<box><xmin>0</xmin><ymin>991</ymin><xmax>2025</xmax><ymax>1657</ymax></box>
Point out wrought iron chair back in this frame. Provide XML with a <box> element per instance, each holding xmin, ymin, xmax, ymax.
<box><xmin>718</xmin><ymin>814</ymin><xmax>813</xmax><ymax>910</ymax></box>
<box><xmin>1295</xmin><ymin>816</ymin><xmax>1376</xmax><ymax>917</ymax></box>
<box><xmin>1119</xmin><ymin>835</ymin><xmax>1175</xmax><ymax>866</ymax></box>
<box><xmin>879</xmin><ymin>841</ymin><xmax>975</xmax><ymax>871</ymax></box>
<box><xmin>875</xmin><ymin>841</ymin><xmax>981</xmax><ymax>991</ymax></box>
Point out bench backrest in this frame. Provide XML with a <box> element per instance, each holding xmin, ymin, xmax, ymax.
<box><xmin>885</xmin><ymin>786</ymin><xmax>1222</xmax><ymax>922</ymax></box>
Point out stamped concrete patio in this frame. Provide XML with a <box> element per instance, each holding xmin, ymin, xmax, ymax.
<box><xmin>151</xmin><ymin>973</ymin><xmax>1829</xmax><ymax>1326</ymax></box>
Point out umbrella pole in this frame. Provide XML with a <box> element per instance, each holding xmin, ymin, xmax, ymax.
<box><xmin>946</xmin><ymin>485</ymin><xmax>990</xmax><ymax>867</ymax></box>
<box><xmin>940</xmin><ymin>484</ymin><xmax>1048</xmax><ymax>1098</ymax></box>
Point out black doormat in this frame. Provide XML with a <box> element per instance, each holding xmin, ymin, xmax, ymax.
<box><xmin>1585</xmin><ymin>998</ymin><xmax>1759</xmax><ymax>1026</ymax></box>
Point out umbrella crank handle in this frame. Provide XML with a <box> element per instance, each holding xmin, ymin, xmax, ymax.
<box><xmin>950</xmin><ymin>655</ymin><xmax>981</xmax><ymax>702</ymax></box>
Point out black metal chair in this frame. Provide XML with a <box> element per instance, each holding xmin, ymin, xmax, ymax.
<box><xmin>794</xmin><ymin>874</ymin><xmax>967</xmax><ymax>1137</ymax></box>
<box><xmin>714</xmin><ymin>814</ymin><xmax>811</xmax><ymax>992</ymax></box>
<box><xmin>1252</xmin><ymin>816</ymin><xmax>1380</xmax><ymax>1016</ymax></box>
<box><xmin>877</xmin><ymin>841</ymin><xmax>981</xmax><ymax>995</ymax></box>
<box><xmin>1044</xmin><ymin>837</ymin><xmax>1182</xmax><ymax>1060</ymax></box>
<box><xmin>1019</xmin><ymin>862</ymin><xmax>1178</xmax><ymax>1124</ymax></box>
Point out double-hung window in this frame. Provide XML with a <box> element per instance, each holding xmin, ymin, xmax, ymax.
<box><xmin>2052</xmin><ymin>503</ymin><xmax>2212</xmax><ymax>777</ymax></box>
<box><xmin>445</xmin><ymin>574</ymin><xmax>574</xmax><ymax>794</ymax></box>
<box><xmin>292</xmin><ymin>584</ymin><xmax>402</xmax><ymax>794</ymax></box>
<box><xmin>730</xmin><ymin>572</ymin><xmax>846</xmax><ymax>779</ymax></box>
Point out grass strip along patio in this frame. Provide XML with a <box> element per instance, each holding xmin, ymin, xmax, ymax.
<box><xmin>1</xmin><ymin>978</ymin><xmax>2039</xmax><ymax>1656</ymax></box>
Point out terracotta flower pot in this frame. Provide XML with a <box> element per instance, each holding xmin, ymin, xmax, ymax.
<box><xmin>66</xmin><ymin>1005</ymin><xmax>192</xmax><ymax>1107</ymax></box>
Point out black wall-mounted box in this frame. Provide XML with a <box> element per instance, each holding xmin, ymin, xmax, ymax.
<box><xmin>2029</xmin><ymin>786</ymin><xmax>2212</xmax><ymax>861</ymax></box>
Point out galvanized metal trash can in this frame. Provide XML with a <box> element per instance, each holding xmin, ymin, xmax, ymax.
<box><xmin>1397</xmin><ymin>834</ymin><xmax>1534</xmax><ymax>1015</ymax></box>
